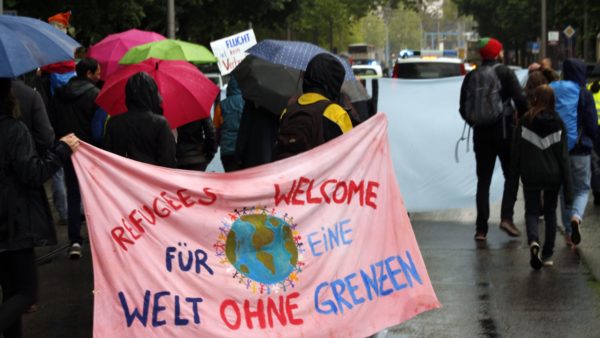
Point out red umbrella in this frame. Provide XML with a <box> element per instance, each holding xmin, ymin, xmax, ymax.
<box><xmin>88</xmin><ymin>29</ymin><xmax>165</xmax><ymax>80</ymax></box>
<box><xmin>96</xmin><ymin>58</ymin><xmax>219</xmax><ymax>128</ymax></box>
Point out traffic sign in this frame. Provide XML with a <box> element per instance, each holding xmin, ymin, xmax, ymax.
<box><xmin>548</xmin><ymin>31</ymin><xmax>559</xmax><ymax>42</ymax></box>
<box><xmin>563</xmin><ymin>25</ymin><xmax>576</xmax><ymax>39</ymax></box>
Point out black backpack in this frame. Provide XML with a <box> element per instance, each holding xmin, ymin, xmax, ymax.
<box><xmin>274</xmin><ymin>99</ymin><xmax>332</xmax><ymax>161</ymax></box>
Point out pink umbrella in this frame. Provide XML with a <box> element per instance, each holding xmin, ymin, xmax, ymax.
<box><xmin>96</xmin><ymin>58</ymin><xmax>219</xmax><ymax>129</ymax></box>
<box><xmin>88</xmin><ymin>29</ymin><xmax>165</xmax><ymax>79</ymax></box>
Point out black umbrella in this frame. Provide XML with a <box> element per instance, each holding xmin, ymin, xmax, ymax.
<box><xmin>232</xmin><ymin>55</ymin><xmax>370</xmax><ymax>116</ymax></box>
<box><xmin>231</xmin><ymin>55</ymin><xmax>302</xmax><ymax>115</ymax></box>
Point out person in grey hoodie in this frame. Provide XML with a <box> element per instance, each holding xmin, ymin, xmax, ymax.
<box><xmin>550</xmin><ymin>58</ymin><xmax>598</xmax><ymax>248</ymax></box>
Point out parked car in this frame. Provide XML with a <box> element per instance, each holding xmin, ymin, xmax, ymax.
<box><xmin>392</xmin><ymin>57</ymin><xmax>468</xmax><ymax>79</ymax></box>
<box><xmin>352</xmin><ymin>64</ymin><xmax>383</xmax><ymax>79</ymax></box>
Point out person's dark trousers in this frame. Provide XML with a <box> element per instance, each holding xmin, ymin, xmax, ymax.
<box><xmin>0</xmin><ymin>248</ymin><xmax>38</xmax><ymax>338</ymax></box>
<box><xmin>63</xmin><ymin>158</ymin><xmax>83</xmax><ymax>245</ymax></box>
<box><xmin>524</xmin><ymin>189</ymin><xmax>559</xmax><ymax>258</ymax></box>
<box><xmin>473</xmin><ymin>119</ymin><xmax>513</xmax><ymax>234</ymax></box>
<box><xmin>221</xmin><ymin>155</ymin><xmax>241</xmax><ymax>172</ymax></box>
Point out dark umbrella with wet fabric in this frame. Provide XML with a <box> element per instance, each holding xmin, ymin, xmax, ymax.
<box><xmin>231</xmin><ymin>55</ymin><xmax>302</xmax><ymax>116</ymax></box>
<box><xmin>232</xmin><ymin>55</ymin><xmax>369</xmax><ymax>116</ymax></box>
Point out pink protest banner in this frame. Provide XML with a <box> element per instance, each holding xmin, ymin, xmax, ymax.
<box><xmin>72</xmin><ymin>113</ymin><xmax>440</xmax><ymax>338</ymax></box>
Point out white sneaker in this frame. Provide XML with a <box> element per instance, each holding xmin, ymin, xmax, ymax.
<box><xmin>542</xmin><ymin>257</ymin><xmax>554</xmax><ymax>267</ymax></box>
<box><xmin>69</xmin><ymin>243</ymin><xmax>82</xmax><ymax>260</ymax></box>
<box><xmin>529</xmin><ymin>242</ymin><xmax>542</xmax><ymax>270</ymax></box>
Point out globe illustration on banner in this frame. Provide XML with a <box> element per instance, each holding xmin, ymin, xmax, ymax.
<box><xmin>225</xmin><ymin>214</ymin><xmax>298</xmax><ymax>285</ymax></box>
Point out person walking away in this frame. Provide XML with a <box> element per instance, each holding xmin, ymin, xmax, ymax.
<box><xmin>235</xmin><ymin>100</ymin><xmax>279</xmax><ymax>169</ymax></box>
<box><xmin>50</xmin><ymin>57</ymin><xmax>101</xmax><ymax>259</ymax></box>
<box><xmin>506</xmin><ymin>85</ymin><xmax>573</xmax><ymax>269</ymax></box>
<box><xmin>459</xmin><ymin>37</ymin><xmax>529</xmax><ymax>241</ymax></box>
<box><xmin>587</xmin><ymin>79</ymin><xmax>600</xmax><ymax>206</ymax></box>
<box><xmin>550</xmin><ymin>58</ymin><xmax>598</xmax><ymax>248</ymax></box>
<box><xmin>273</xmin><ymin>53</ymin><xmax>353</xmax><ymax>160</ymax></box>
<box><xmin>103</xmin><ymin>72</ymin><xmax>176</xmax><ymax>168</ymax></box>
<box><xmin>176</xmin><ymin>117</ymin><xmax>217</xmax><ymax>171</ymax></box>
<box><xmin>214</xmin><ymin>77</ymin><xmax>244</xmax><ymax>172</ymax></box>
<box><xmin>0</xmin><ymin>78</ymin><xmax>80</xmax><ymax>338</ymax></box>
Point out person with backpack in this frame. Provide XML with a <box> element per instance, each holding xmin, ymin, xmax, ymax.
<box><xmin>459</xmin><ymin>37</ymin><xmax>528</xmax><ymax>241</ymax></box>
<box><xmin>550</xmin><ymin>58</ymin><xmax>598</xmax><ymax>248</ymax></box>
<box><xmin>273</xmin><ymin>53</ymin><xmax>353</xmax><ymax>160</ymax></box>
<box><xmin>506</xmin><ymin>85</ymin><xmax>573</xmax><ymax>269</ymax></box>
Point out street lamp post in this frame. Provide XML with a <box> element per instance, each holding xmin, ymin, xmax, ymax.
<box><xmin>541</xmin><ymin>0</ymin><xmax>547</xmax><ymax>59</ymax></box>
<box><xmin>167</xmin><ymin>0</ymin><xmax>175</xmax><ymax>39</ymax></box>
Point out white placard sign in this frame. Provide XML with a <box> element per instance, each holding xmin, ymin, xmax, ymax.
<box><xmin>210</xmin><ymin>29</ymin><xmax>257</xmax><ymax>75</ymax></box>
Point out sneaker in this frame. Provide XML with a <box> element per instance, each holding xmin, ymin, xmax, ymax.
<box><xmin>499</xmin><ymin>220</ymin><xmax>521</xmax><ymax>237</ymax></box>
<box><xmin>69</xmin><ymin>243</ymin><xmax>82</xmax><ymax>260</ymax></box>
<box><xmin>570</xmin><ymin>220</ymin><xmax>581</xmax><ymax>245</ymax></box>
<box><xmin>542</xmin><ymin>256</ymin><xmax>554</xmax><ymax>267</ymax></box>
<box><xmin>530</xmin><ymin>242</ymin><xmax>542</xmax><ymax>270</ymax></box>
<box><xmin>474</xmin><ymin>232</ymin><xmax>487</xmax><ymax>241</ymax></box>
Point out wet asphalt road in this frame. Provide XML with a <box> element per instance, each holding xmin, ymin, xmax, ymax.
<box><xmin>20</xmin><ymin>202</ymin><xmax>600</xmax><ymax>338</ymax></box>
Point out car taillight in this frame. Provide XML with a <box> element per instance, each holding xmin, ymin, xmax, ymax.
<box><xmin>460</xmin><ymin>63</ymin><xmax>466</xmax><ymax>75</ymax></box>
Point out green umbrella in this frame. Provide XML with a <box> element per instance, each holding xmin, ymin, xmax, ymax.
<box><xmin>119</xmin><ymin>39</ymin><xmax>217</xmax><ymax>65</ymax></box>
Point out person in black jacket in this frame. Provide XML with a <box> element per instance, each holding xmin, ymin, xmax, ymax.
<box><xmin>50</xmin><ymin>57</ymin><xmax>101</xmax><ymax>259</ymax></box>
<box><xmin>459</xmin><ymin>37</ymin><xmax>529</xmax><ymax>241</ymax></box>
<box><xmin>0</xmin><ymin>78</ymin><xmax>79</xmax><ymax>338</ymax></box>
<box><xmin>506</xmin><ymin>85</ymin><xmax>573</xmax><ymax>269</ymax></box>
<box><xmin>176</xmin><ymin>117</ymin><xmax>217</xmax><ymax>171</ymax></box>
<box><xmin>103</xmin><ymin>72</ymin><xmax>177</xmax><ymax>168</ymax></box>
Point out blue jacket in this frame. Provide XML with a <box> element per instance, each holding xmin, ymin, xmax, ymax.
<box><xmin>219</xmin><ymin>78</ymin><xmax>244</xmax><ymax>156</ymax></box>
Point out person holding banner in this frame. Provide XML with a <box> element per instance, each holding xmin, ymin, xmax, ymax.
<box><xmin>0</xmin><ymin>78</ymin><xmax>80</xmax><ymax>338</ymax></box>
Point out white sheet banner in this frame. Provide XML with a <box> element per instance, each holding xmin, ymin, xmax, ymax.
<box><xmin>210</xmin><ymin>29</ymin><xmax>257</xmax><ymax>75</ymax></box>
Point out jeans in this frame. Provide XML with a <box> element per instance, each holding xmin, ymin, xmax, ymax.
<box><xmin>51</xmin><ymin>168</ymin><xmax>68</xmax><ymax>220</ymax></box>
<box><xmin>63</xmin><ymin>158</ymin><xmax>83</xmax><ymax>245</ymax></box>
<box><xmin>524</xmin><ymin>189</ymin><xmax>559</xmax><ymax>258</ymax></box>
<box><xmin>560</xmin><ymin>155</ymin><xmax>592</xmax><ymax>234</ymax></box>
<box><xmin>0</xmin><ymin>249</ymin><xmax>38</xmax><ymax>338</ymax></box>
<box><xmin>473</xmin><ymin>121</ymin><xmax>514</xmax><ymax>234</ymax></box>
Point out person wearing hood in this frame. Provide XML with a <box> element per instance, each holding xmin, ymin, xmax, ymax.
<box><xmin>50</xmin><ymin>57</ymin><xmax>101</xmax><ymax>259</ymax></box>
<box><xmin>550</xmin><ymin>58</ymin><xmax>598</xmax><ymax>247</ymax></box>
<box><xmin>273</xmin><ymin>53</ymin><xmax>353</xmax><ymax>160</ymax></box>
<box><xmin>214</xmin><ymin>77</ymin><xmax>244</xmax><ymax>172</ymax></box>
<box><xmin>103</xmin><ymin>72</ymin><xmax>176</xmax><ymax>168</ymax></box>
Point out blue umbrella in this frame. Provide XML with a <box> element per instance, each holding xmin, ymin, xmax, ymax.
<box><xmin>0</xmin><ymin>15</ymin><xmax>80</xmax><ymax>77</ymax></box>
<box><xmin>247</xmin><ymin>39</ymin><xmax>355</xmax><ymax>81</ymax></box>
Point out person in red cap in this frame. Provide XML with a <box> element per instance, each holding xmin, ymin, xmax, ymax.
<box><xmin>48</xmin><ymin>10</ymin><xmax>71</xmax><ymax>34</ymax></box>
<box><xmin>459</xmin><ymin>37</ymin><xmax>528</xmax><ymax>241</ymax></box>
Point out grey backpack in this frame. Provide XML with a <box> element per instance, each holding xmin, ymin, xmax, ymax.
<box><xmin>463</xmin><ymin>64</ymin><xmax>508</xmax><ymax>126</ymax></box>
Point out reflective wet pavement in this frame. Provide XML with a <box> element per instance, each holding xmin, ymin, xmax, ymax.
<box><xmin>20</xmin><ymin>198</ymin><xmax>600</xmax><ymax>338</ymax></box>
